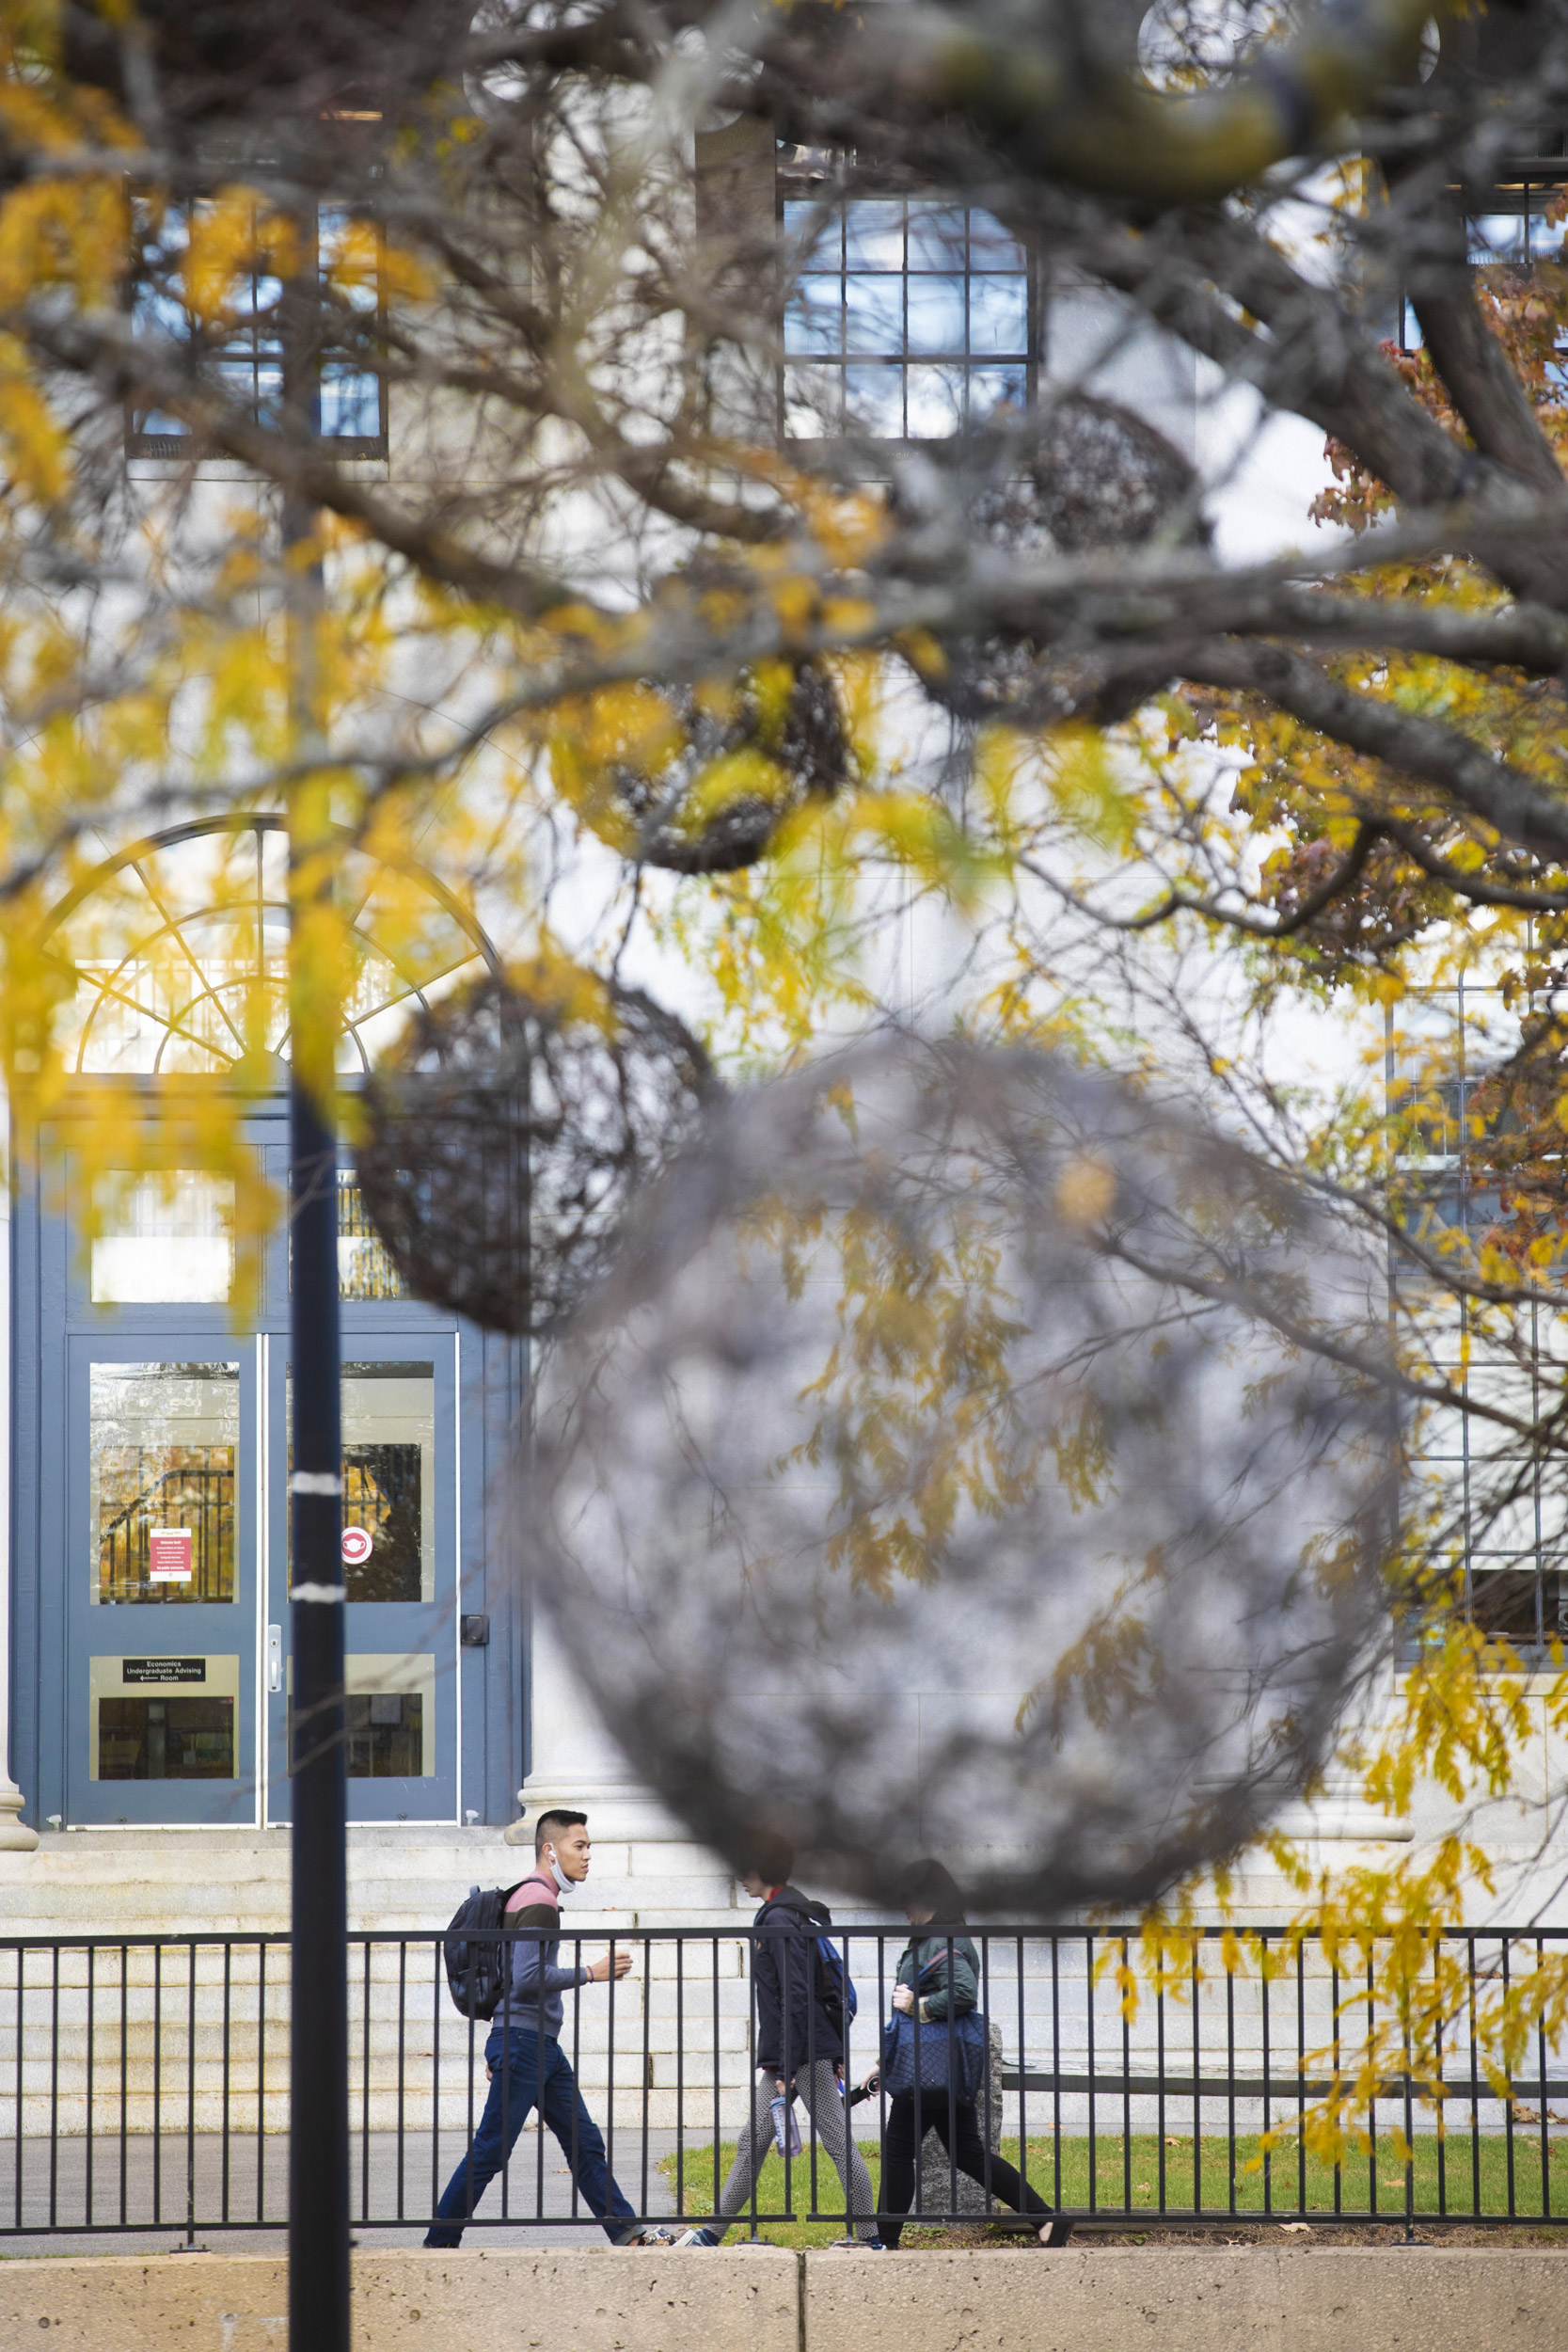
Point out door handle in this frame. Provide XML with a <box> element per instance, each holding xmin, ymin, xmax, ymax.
<box><xmin>267</xmin><ymin>1626</ymin><xmax>282</xmax><ymax>1694</ymax></box>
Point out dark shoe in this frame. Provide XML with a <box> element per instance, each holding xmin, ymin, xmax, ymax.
<box><xmin>1040</xmin><ymin>2216</ymin><xmax>1073</xmax><ymax>2248</ymax></box>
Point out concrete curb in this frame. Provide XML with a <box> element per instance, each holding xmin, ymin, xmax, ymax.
<box><xmin>805</xmin><ymin>2247</ymin><xmax>1568</xmax><ymax>2352</ymax></box>
<box><xmin>0</xmin><ymin>2245</ymin><xmax>1562</xmax><ymax>2351</ymax></box>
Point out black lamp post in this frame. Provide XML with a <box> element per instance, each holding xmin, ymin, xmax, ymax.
<box><xmin>286</xmin><ymin>1038</ymin><xmax>350</xmax><ymax>2352</ymax></box>
<box><xmin>281</xmin><ymin>223</ymin><xmax>351</xmax><ymax>2338</ymax></box>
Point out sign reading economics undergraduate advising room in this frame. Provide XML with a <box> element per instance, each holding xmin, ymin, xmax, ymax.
<box><xmin>122</xmin><ymin>1659</ymin><xmax>206</xmax><ymax>1684</ymax></box>
<box><xmin>148</xmin><ymin>1527</ymin><xmax>194</xmax><ymax>1583</ymax></box>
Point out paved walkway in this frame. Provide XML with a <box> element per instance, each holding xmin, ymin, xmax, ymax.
<box><xmin>0</xmin><ymin>2127</ymin><xmax>715</xmax><ymax>2257</ymax></box>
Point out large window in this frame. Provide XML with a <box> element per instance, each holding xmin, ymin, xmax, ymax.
<box><xmin>129</xmin><ymin>200</ymin><xmax>386</xmax><ymax>460</ymax></box>
<box><xmin>780</xmin><ymin>158</ymin><xmax>1032</xmax><ymax>442</ymax></box>
<box><xmin>1390</xmin><ymin>985</ymin><xmax>1568</xmax><ymax>1655</ymax></box>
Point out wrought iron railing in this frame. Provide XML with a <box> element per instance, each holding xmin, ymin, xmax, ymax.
<box><xmin>0</xmin><ymin>1926</ymin><xmax>1564</xmax><ymax>2242</ymax></box>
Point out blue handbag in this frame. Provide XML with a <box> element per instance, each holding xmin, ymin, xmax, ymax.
<box><xmin>880</xmin><ymin>2006</ymin><xmax>988</xmax><ymax>2101</ymax></box>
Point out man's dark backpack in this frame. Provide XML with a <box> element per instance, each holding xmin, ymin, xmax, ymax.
<box><xmin>444</xmin><ymin>1882</ymin><xmax>528</xmax><ymax>2020</ymax></box>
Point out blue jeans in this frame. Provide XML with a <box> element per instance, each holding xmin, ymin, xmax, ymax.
<box><xmin>425</xmin><ymin>2026</ymin><xmax>640</xmax><ymax>2247</ymax></box>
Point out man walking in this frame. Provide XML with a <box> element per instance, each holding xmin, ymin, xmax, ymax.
<box><xmin>424</xmin><ymin>1807</ymin><xmax>670</xmax><ymax>2249</ymax></box>
<box><xmin>675</xmin><ymin>1833</ymin><xmax>880</xmax><ymax>2248</ymax></box>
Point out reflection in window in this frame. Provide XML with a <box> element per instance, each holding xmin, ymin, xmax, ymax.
<box><xmin>288</xmin><ymin>1360</ymin><xmax>435</xmax><ymax>1602</ymax></box>
<box><xmin>290</xmin><ymin>1652</ymin><xmax>434</xmax><ymax>1775</ymax></box>
<box><xmin>346</xmin><ymin>1693</ymin><xmax>423</xmax><ymax>1775</ymax></box>
<box><xmin>782</xmin><ymin>191</ymin><xmax>1030</xmax><ymax>439</ymax></box>
<box><xmin>91</xmin><ymin>1171</ymin><xmax>235</xmax><ymax>1304</ymax></box>
<box><xmin>98</xmin><ymin>1697</ymin><xmax>235</xmax><ymax>1779</ymax></box>
<box><xmin>91</xmin><ymin>1363</ymin><xmax>238</xmax><ymax>1604</ymax></box>
<box><xmin>339</xmin><ymin>1172</ymin><xmax>408</xmax><ymax>1299</ymax></box>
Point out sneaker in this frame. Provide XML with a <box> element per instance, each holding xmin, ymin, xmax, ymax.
<box><xmin>617</xmin><ymin>2225</ymin><xmax>676</xmax><ymax>2249</ymax></box>
<box><xmin>672</xmin><ymin>2227</ymin><xmax>721</xmax><ymax>2248</ymax></box>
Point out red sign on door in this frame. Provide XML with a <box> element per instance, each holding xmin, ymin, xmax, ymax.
<box><xmin>148</xmin><ymin>1528</ymin><xmax>194</xmax><ymax>1583</ymax></box>
<box><xmin>341</xmin><ymin>1525</ymin><xmax>373</xmax><ymax>1567</ymax></box>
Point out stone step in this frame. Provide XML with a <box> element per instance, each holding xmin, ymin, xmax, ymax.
<box><xmin>3</xmin><ymin>2084</ymin><xmax>762</xmax><ymax>2137</ymax></box>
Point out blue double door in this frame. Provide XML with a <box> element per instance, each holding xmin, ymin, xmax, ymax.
<box><xmin>63</xmin><ymin>1220</ymin><xmax>465</xmax><ymax>1827</ymax></box>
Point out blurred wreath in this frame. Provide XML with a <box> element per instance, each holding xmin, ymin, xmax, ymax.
<box><xmin>549</xmin><ymin>655</ymin><xmax>852</xmax><ymax>874</ymax></box>
<box><xmin>355</xmin><ymin>958</ymin><xmax>718</xmax><ymax>1338</ymax></box>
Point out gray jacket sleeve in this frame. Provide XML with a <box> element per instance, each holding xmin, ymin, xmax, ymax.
<box><xmin>507</xmin><ymin>1901</ymin><xmax>588</xmax><ymax>2002</ymax></box>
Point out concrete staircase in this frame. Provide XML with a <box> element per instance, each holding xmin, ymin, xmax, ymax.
<box><xmin>0</xmin><ymin>1827</ymin><xmax>757</xmax><ymax>2138</ymax></box>
<box><xmin>0</xmin><ymin>1830</ymin><xmax>1400</xmax><ymax>2152</ymax></box>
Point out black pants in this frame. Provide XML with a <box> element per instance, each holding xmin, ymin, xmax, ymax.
<box><xmin>879</xmin><ymin>2090</ymin><xmax>1052</xmax><ymax>2249</ymax></box>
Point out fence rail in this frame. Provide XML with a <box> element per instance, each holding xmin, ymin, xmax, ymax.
<box><xmin>0</xmin><ymin>1925</ymin><xmax>1564</xmax><ymax>2241</ymax></box>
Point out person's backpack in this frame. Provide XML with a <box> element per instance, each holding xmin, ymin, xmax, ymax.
<box><xmin>443</xmin><ymin>1881</ymin><xmax>529</xmax><ymax>2020</ymax></box>
<box><xmin>814</xmin><ymin>1934</ymin><xmax>858</xmax><ymax>2033</ymax></box>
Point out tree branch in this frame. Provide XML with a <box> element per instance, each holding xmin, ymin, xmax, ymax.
<box><xmin>1175</xmin><ymin>638</ymin><xmax>1568</xmax><ymax>861</ymax></box>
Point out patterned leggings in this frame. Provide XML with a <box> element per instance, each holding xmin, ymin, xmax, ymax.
<box><xmin>715</xmin><ymin>2061</ymin><xmax>879</xmax><ymax>2242</ymax></box>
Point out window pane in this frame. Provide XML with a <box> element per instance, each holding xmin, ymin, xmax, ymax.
<box><xmin>906</xmin><ymin>365</ymin><xmax>965</xmax><ymax>438</ymax></box>
<box><xmin>969</xmin><ymin>363</ymin><xmax>1027</xmax><ymax>420</ymax></box>
<box><xmin>906</xmin><ymin>276</ymin><xmax>965</xmax><ymax>355</ymax></box>
<box><xmin>344</xmin><ymin>1652</ymin><xmax>434</xmax><ymax>1775</ymax></box>
<box><xmin>845</xmin><ymin>200</ymin><xmax>904</xmax><ymax>269</ymax></box>
<box><xmin>1528</xmin><ymin>188</ymin><xmax>1568</xmax><ymax>261</ymax></box>
<box><xmin>968</xmin><ymin>210</ymin><xmax>1027</xmax><ymax>270</ymax></box>
<box><xmin>91</xmin><ymin>1172</ymin><xmax>234</xmax><ymax>1304</ymax></box>
<box><xmin>1466</xmin><ymin>212</ymin><xmax>1527</xmax><ymax>263</ymax></box>
<box><xmin>1469</xmin><ymin>1565</ymin><xmax>1540</xmax><ymax>1642</ymax></box>
<box><xmin>320</xmin><ymin>368</ymin><xmax>380</xmax><ymax>438</ymax></box>
<box><xmin>969</xmin><ymin>276</ymin><xmax>1028</xmax><ymax>355</ymax></box>
<box><xmin>289</xmin><ymin>1360</ymin><xmax>436</xmax><ymax>1602</ymax></box>
<box><xmin>846</xmin><ymin>362</ymin><xmax>903</xmax><ymax>435</ymax></box>
<box><xmin>346</xmin><ymin>1693</ymin><xmax>423</xmax><ymax>1774</ymax></box>
<box><xmin>785</xmin><ymin>277</ymin><xmax>844</xmax><ymax>354</ymax></box>
<box><xmin>339</xmin><ymin>1173</ymin><xmax>407</xmax><ymax>1298</ymax></box>
<box><xmin>92</xmin><ymin>1363</ymin><xmax>239</xmax><ymax>1605</ymax></box>
<box><xmin>783</xmin><ymin>200</ymin><xmax>840</xmax><ymax>269</ymax></box>
<box><xmin>907</xmin><ymin>205</ymin><xmax>967</xmax><ymax>270</ymax></box>
<box><xmin>90</xmin><ymin>1656</ymin><xmax>240</xmax><ymax>1779</ymax></box>
<box><xmin>845</xmin><ymin>276</ymin><xmax>904</xmax><ymax>355</ymax></box>
<box><xmin>784</xmin><ymin>364</ymin><xmax>843</xmax><ymax>437</ymax></box>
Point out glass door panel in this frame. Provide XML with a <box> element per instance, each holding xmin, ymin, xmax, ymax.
<box><xmin>68</xmin><ymin>1345</ymin><xmax>258</xmax><ymax>1824</ymax></box>
<box><xmin>266</xmin><ymin>1341</ymin><xmax>456</xmax><ymax>1822</ymax></box>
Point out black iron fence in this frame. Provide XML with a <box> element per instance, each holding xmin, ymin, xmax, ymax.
<box><xmin>1</xmin><ymin>1925</ymin><xmax>1566</xmax><ymax>2241</ymax></box>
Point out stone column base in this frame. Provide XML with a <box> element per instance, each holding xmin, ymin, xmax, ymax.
<box><xmin>0</xmin><ymin>1781</ymin><xmax>38</xmax><ymax>1850</ymax></box>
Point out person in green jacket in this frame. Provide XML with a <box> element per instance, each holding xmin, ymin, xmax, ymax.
<box><xmin>863</xmin><ymin>1858</ymin><xmax>1065</xmax><ymax>2248</ymax></box>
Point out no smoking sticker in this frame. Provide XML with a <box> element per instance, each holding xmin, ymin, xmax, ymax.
<box><xmin>341</xmin><ymin>1526</ymin><xmax>374</xmax><ymax>1566</ymax></box>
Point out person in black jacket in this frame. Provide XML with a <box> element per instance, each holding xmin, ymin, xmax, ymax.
<box><xmin>673</xmin><ymin>1832</ymin><xmax>880</xmax><ymax>2247</ymax></box>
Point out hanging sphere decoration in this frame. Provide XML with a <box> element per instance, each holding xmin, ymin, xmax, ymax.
<box><xmin>905</xmin><ymin>396</ymin><xmax>1206</xmax><ymax>725</ymax></box>
<box><xmin>518</xmin><ymin>1031</ymin><xmax>1399</xmax><ymax>1915</ymax></box>
<box><xmin>551</xmin><ymin>657</ymin><xmax>852</xmax><ymax>875</ymax></box>
<box><xmin>355</xmin><ymin>964</ymin><xmax>718</xmax><ymax>1340</ymax></box>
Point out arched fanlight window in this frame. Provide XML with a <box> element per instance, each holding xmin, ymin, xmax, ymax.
<box><xmin>42</xmin><ymin>814</ymin><xmax>499</xmax><ymax>1077</ymax></box>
